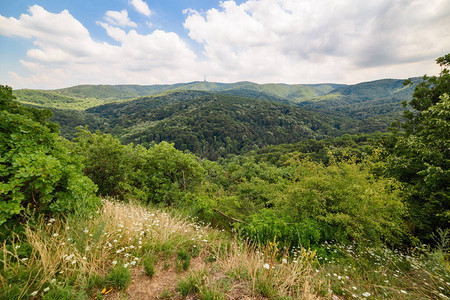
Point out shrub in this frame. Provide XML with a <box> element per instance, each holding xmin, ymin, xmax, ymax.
<box><xmin>0</xmin><ymin>86</ymin><xmax>99</xmax><ymax>226</ymax></box>
<box><xmin>285</xmin><ymin>159</ymin><xmax>407</xmax><ymax>246</ymax></box>
<box><xmin>73</xmin><ymin>129</ymin><xmax>204</xmax><ymax>205</ymax></box>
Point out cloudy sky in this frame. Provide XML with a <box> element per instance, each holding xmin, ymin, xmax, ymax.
<box><xmin>0</xmin><ymin>0</ymin><xmax>449</xmax><ymax>89</ymax></box>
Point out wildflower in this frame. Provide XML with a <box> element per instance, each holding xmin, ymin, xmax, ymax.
<box><xmin>14</xmin><ymin>245</ymin><xmax>21</xmax><ymax>249</ymax></box>
<box><xmin>21</xmin><ymin>257</ymin><xmax>28</xmax><ymax>261</ymax></box>
<box><xmin>86</xmin><ymin>246</ymin><xmax>90</xmax><ymax>251</ymax></box>
<box><xmin>112</xmin><ymin>260</ymin><xmax>117</xmax><ymax>265</ymax></box>
<box><xmin>43</xmin><ymin>287</ymin><xmax>50</xmax><ymax>292</ymax></box>
<box><xmin>49</xmin><ymin>218</ymin><xmax>56</xmax><ymax>222</ymax></box>
<box><xmin>362</xmin><ymin>292</ymin><xmax>371</xmax><ymax>297</ymax></box>
<box><xmin>400</xmin><ymin>290</ymin><xmax>407</xmax><ymax>294</ymax></box>
<box><xmin>30</xmin><ymin>290</ymin><xmax>38</xmax><ymax>296</ymax></box>
<box><xmin>263</xmin><ymin>263</ymin><xmax>270</xmax><ymax>270</ymax></box>
<box><xmin>282</xmin><ymin>258</ymin><xmax>287</xmax><ymax>264</ymax></box>
<box><xmin>124</xmin><ymin>263</ymin><xmax>129</xmax><ymax>268</ymax></box>
<box><xmin>53</xmin><ymin>233</ymin><xmax>59</xmax><ymax>237</ymax></box>
<box><xmin>84</xmin><ymin>229</ymin><xmax>89</xmax><ymax>233</ymax></box>
<box><xmin>82</xmin><ymin>256</ymin><xmax>87</xmax><ymax>260</ymax></box>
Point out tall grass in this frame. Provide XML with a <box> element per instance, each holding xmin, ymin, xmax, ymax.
<box><xmin>1</xmin><ymin>200</ymin><xmax>448</xmax><ymax>299</ymax></box>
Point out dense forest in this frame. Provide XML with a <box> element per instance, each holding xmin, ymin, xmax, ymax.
<box><xmin>14</xmin><ymin>78</ymin><xmax>419</xmax><ymax>160</ymax></box>
<box><xmin>1</xmin><ymin>54</ymin><xmax>449</xmax><ymax>299</ymax></box>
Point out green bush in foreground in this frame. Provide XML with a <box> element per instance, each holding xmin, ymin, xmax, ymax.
<box><xmin>0</xmin><ymin>86</ymin><xmax>100</xmax><ymax>226</ymax></box>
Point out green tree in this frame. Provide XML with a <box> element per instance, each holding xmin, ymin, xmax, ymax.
<box><xmin>386</xmin><ymin>54</ymin><xmax>450</xmax><ymax>240</ymax></box>
<box><xmin>73</xmin><ymin>129</ymin><xmax>204</xmax><ymax>205</ymax></box>
<box><xmin>0</xmin><ymin>86</ymin><xmax>99</xmax><ymax>225</ymax></box>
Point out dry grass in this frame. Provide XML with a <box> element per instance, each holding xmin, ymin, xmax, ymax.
<box><xmin>2</xmin><ymin>200</ymin><xmax>447</xmax><ymax>299</ymax></box>
<box><xmin>1</xmin><ymin>199</ymin><xmax>326</xmax><ymax>299</ymax></box>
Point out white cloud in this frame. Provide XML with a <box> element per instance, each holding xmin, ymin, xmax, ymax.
<box><xmin>0</xmin><ymin>5</ymin><xmax>199</xmax><ymax>89</ymax></box>
<box><xmin>184</xmin><ymin>0</ymin><xmax>450</xmax><ymax>83</ymax></box>
<box><xmin>104</xmin><ymin>9</ymin><xmax>137</xmax><ymax>27</ymax></box>
<box><xmin>1</xmin><ymin>0</ymin><xmax>449</xmax><ymax>89</ymax></box>
<box><xmin>129</xmin><ymin>0</ymin><xmax>151</xmax><ymax>17</ymax></box>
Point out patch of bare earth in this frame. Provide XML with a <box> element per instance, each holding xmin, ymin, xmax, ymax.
<box><xmin>105</xmin><ymin>256</ymin><xmax>209</xmax><ymax>299</ymax></box>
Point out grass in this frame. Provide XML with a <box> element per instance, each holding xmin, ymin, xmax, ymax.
<box><xmin>142</xmin><ymin>253</ymin><xmax>155</xmax><ymax>277</ymax></box>
<box><xmin>105</xmin><ymin>263</ymin><xmax>131</xmax><ymax>290</ymax></box>
<box><xmin>1</xmin><ymin>199</ymin><xmax>448</xmax><ymax>299</ymax></box>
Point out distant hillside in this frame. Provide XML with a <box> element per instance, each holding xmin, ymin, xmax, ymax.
<box><xmin>53</xmin><ymin>91</ymin><xmax>364</xmax><ymax>160</ymax></box>
<box><xmin>14</xmin><ymin>78</ymin><xmax>419</xmax><ymax>159</ymax></box>
<box><xmin>298</xmin><ymin>78</ymin><xmax>420</xmax><ymax>121</ymax></box>
<box><xmin>14</xmin><ymin>81</ymin><xmax>344</xmax><ymax>110</ymax></box>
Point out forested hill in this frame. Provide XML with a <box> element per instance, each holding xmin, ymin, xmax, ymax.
<box><xmin>14</xmin><ymin>81</ymin><xmax>343</xmax><ymax>109</ymax></box>
<box><xmin>14</xmin><ymin>78</ymin><xmax>420</xmax><ymax>159</ymax></box>
<box><xmin>63</xmin><ymin>91</ymin><xmax>361</xmax><ymax>160</ymax></box>
<box><xmin>298</xmin><ymin>78</ymin><xmax>420</xmax><ymax>120</ymax></box>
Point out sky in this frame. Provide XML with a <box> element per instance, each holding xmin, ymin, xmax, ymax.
<box><xmin>0</xmin><ymin>0</ymin><xmax>449</xmax><ymax>89</ymax></box>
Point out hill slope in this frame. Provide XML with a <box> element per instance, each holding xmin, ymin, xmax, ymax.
<box><xmin>14</xmin><ymin>81</ymin><xmax>343</xmax><ymax>110</ymax></box>
<box><xmin>298</xmin><ymin>78</ymin><xmax>420</xmax><ymax>121</ymax></box>
<box><xmin>77</xmin><ymin>91</ymin><xmax>356</xmax><ymax>160</ymax></box>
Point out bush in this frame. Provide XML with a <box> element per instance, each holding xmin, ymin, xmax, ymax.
<box><xmin>0</xmin><ymin>86</ymin><xmax>99</xmax><ymax>226</ymax></box>
<box><xmin>73</xmin><ymin>129</ymin><xmax>204</xmax><ymax>205</ymax></box>
<box><xmin>285</xmin><ymin>159</ymin><xmax>407</xmax><ymax>246</ymax></box>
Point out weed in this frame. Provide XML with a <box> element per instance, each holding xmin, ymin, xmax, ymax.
<box><xmin>200</xmin><ymin>286</ymin><xmax>225</xmax><ymax>300</ymax></box>
<box><xmin>177</xmin><ymin>247</ymin><xmax>191</xmax><ymax>271</ymax></box>
<box><xmin>143</xmin><ymin>253</ymin><xmax>156</xmax><ymax>277</ymax></box>
<box><xmin>176</xmin><ymin>271</ymin><xmax>205</xmax><ymax>296</ymax></box>
<box><xmin>105</xmin><ymin>263</ymin><xmax>131</xmax><ymax>290</ymax></box>
<box><xmin>157</xmin><ymin>289</ymin><xmax>174</xmax><ymax>299</ymax></box>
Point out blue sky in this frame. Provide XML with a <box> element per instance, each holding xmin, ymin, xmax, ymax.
<box><xmin>0</xmin><ymin>0</ymin><xmax>449</xmax><ymax>89</ymax></box>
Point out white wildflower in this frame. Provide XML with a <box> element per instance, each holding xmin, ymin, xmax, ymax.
<box><xmin>263</xmin><ymin>263</ymin><xmax>270</xmax><ymax>270</ymax></box>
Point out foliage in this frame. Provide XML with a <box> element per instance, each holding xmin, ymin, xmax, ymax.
<box><xmin>298</xmin><ymin>78</ymin><xmax>420</xmax><ymax>132</ymax></box>
<box><xmin>83</xmin><ymin>91</ymin><xmax>348</xmax><ymax>160</ymax></box>
<box><xmin>0</xmin><ymin>86</ymin><xmax>99</xmax><ymax>226</ymax></box>
<box><xmin>231</xmin><ymin>158</ymin><xmax>407</xmax><ymax>247</ymax></box>
<box><xmin>105</xmin><ymin>263</ymin><xmax>131</xmax><ymax>290</ymax></box>
<box><xmin>72</xmin><ymin>128</ymin><xmax>204</xmax><ymax>204</ymax></box>
<box><xmin>384</xmin><ymin>54</ymin><xmax>450</xmax><ymax>241</ymax></box>
<box><xmin>143</xmin><ymin>253</ymin><xmax>155</xmax><ymax>277</ymax></box>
